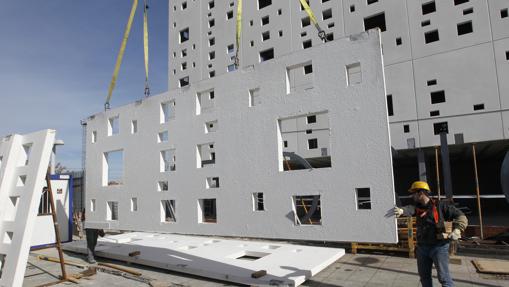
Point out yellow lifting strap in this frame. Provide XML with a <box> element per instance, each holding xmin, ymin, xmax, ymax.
<box><xmin>234</xmin><ymin>0</ymin><xmax>242</xmax><ymax>68</ymax></box>
<box><xmin>105</xmin><ymin>0</ymin><xmax>138</xmax><ymax>110</ymax></box>
<box><xmin>143</xmin><ymin>0</ymin><xmax>150</xmax><ymax>97</ymax></box>
<box><xmin>298</xmin><ymin>0</ymin><xmax>327</xmax><ymax>42</ymax></box>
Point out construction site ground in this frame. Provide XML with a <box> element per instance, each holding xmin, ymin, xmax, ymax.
<box><xmin>23</xmin><ymin>242</ymin><xmax>509</xmax><ymax>287</ymax></box>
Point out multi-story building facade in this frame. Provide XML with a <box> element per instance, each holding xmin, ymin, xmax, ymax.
<box><xmin>168</xmin><ymin>0</ymin><xmax>509</xmax><ymax>225</ymax></box>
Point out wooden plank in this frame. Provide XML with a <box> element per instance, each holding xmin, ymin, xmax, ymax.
<box><xmin>472</xmin><ymin>260</ymin><xmax>509</xmax><ymax>275</ymax></box>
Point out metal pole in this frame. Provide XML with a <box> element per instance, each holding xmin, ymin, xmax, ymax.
<box><xmin>472</xmin><ymin>144</ymin><xmax>484</xmax><ymax>240</ymax></box>
<box><xmin>418</xmin><ymin>149</ymin><xmax>427</xmax><ymax>182</ymax></box>
<box><xmin>435</xmin><ymin>146</ymin><xmax>441</xmax><ymax>200</ymax></box>
<box><xmin>45</xmin><ymin>168</ymin><xmax>68</xmax><ymax>280</ymax></box>
<box><xmin>439</xmin><ymin>131</ymin><xmax>454</xmax><ymax>200</ymax></box>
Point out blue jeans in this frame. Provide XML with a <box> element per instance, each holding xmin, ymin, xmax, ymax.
<box><xmin>416</xmin><ymin>243</ymin><xmax>454</xmax><ymax>287</ymax></box>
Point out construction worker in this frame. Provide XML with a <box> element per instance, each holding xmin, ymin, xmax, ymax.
<box><xmin>82</xmin><ymin>208</ymin><xmax>105</xmax><ymax>264</ymax></box>
<box><xmin>394</xmin><ymin>181</ymin><xmax>468</xmax><ymax>287</ymax></box>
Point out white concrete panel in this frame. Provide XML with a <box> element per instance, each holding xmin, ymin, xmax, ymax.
<box><xmin>64</xmin><ymin>232</ymin><xmax>345</xmax><ymax>286</ymax></box>
<box><xmin>342</xmin><ymin>0</ymin><xmax>412</xmax><ymax>65</ymax></box>
<box><xmin>488</xmin><ymin>0</ymin><xmax>509</xmax><ymax>41</ymax></box>
<box><xmin>385</xmin><ymin>61</ymin><xmax>417</xmax><ymax>122</ymax></box>
<box><xmin>413</xmin><ymin>43</ymin><xmax>500</xmax><ymax>119</ymax></box>
<box><xmin>418</xmin><ymin>112</ymin><xmax>504</xmax><ymax>147</ymax></box>
<box><xmin>0</xmin><ymin>130</ymin><xmax>55</xmax><ymax>287</ymax></box>
<box><xmin>407</xmin><ymin>0</ymin><xmax>492</xmax><ymax>59</ymax></box>
<box><xmin>85</xmin><ymin>31</ymin><xmax>398</xmax><ymax>243</ymax></box>
<box><xmin>494</xmin><ymin>37</ymin><xmax>509</xmax><ymax>109</ymax></box>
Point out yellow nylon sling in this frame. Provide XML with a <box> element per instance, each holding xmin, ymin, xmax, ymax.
<box><xmin>105</xmin><ymin>0</ymin><xmax>138</xmax><ymax>110</ymax></box>
<box><xmin>298</xmin><ymin>0</ymin><xmax>327</xmax><ymax>42</ymax></box>
<box><xmin>143</xmin><ymin>0</ymin><xmax>150</xmax><ymax>97</ymax></box>
<box><xmin>235</xmin><ymin>0</ymin><xmax>242</xmax><ymax>68</ymax></box>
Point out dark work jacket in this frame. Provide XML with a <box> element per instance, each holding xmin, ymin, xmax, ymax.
<box><xmin>402</xmin><ymin>200</ymin><xmax>465</xmax><ymax>246</ymax></box>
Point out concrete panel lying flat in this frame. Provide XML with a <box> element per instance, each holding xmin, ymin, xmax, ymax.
<box><xmin>0</xmin><ymin>130</ymin><xmax>56</xmax><ymax>287</ymax></box>
<box><xmin>84</xmin><ymin>30</ymin><xmax>397</xmax><ymax>243</ymax></box>
<box><xmin>64</xmin><ymin>232</ymin><xmax>345</xmax><ymax>286</ymax></box>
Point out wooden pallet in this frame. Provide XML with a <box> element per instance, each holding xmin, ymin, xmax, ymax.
<box><xmin>351</xmin><ymin>217</ymin><xmax>417</xmax><ymax>258</ymax></box>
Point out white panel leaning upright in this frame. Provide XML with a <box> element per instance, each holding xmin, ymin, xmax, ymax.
<box><xmin>0</xmin><ymin>129</ymin><xmax>56</xmax><ymax>287</ymax></box>
<box><xmin>85</xmin><ymin>30</ymin><xmax>398</xmax><ymax>243</ymax></box>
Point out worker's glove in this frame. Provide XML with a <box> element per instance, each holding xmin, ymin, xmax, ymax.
<box><xmin>393</xmin><ymin>207</ymin><xmax>404</xmax><ymax>218</ymax></box>
<box><xmin>448</xmin><ymin>228</ymin><xmax>462</xmax><ymax>241</ymax></box>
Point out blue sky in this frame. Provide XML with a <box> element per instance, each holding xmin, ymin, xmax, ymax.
<box><xmin>0</xmin><ymin>0</ymin><xmax>169</xmax><ymax>170</ymax></box>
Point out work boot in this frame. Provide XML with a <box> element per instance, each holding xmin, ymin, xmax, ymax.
<box><xmin>87</xmin><ymin>257</ymin><xmax>97</xmax><ymax>264</ymax></box>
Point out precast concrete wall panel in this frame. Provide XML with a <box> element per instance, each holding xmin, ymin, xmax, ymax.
<box><xmin>0</xmin><ymin>130</ymin><xmax>55</xmax><ymax>287</ymax></box>
<box><xmin>418</xmin><ymin>113</ymin><xmax>504</xmax><ymax>147</ymax></box>
<box><xmin>413</xmin><ymin>43</ymin><xmax>500</xmax><ymax>119</ymax></box>
<box><xmin>85</xmin><ymin>31</ymin><xmax>398</xmax><ymax>243</ymax></box>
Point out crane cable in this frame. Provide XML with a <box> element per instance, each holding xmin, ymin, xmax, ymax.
<box><xmin>234</xmin><ymin>0</ymin><xmax>242</xmax><ymax>68</ymax></box>
<box><xmin>105</xmin><ymin>0</ymin><xmax>140</xmax><ymax>110</ymax></box>
<box><xmin>298</xmin><ymin>0</ymin><xmax>327</xmax><ymax>42</ymax></box>
<box><xmin>143</xmin><ymin>0</ymin><xmax>150</xmax><ymax>97</ymax></box>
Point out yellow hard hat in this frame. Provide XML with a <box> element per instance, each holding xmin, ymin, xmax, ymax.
<box><xmin>408</xmin><ymin>181</ymin><xmax>430</xmax><ymax>193</ymax></box>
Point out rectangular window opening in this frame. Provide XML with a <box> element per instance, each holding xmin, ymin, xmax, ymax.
<box><xmin>387</xmin><ymin>95</ymin><xmax>394</xmax><ymax>116</ymax></box>
<box><xmin>226</xmin><ymin>10</ymin><xmax>233</xmax><ymax>19</ymax></box>
<box><xmin>346</xmin><ymin>62</ymin><xmax>362</xmax><ymax>85</ymax></box>
<box><xmin>422</xmin><ymin>1</ymin><xmax>436</xmax><ymax>15</ymax></box>
<box><xmin>199</xmin><ymin>199</ymin><xmax>217</xmax><ymax>223</ymax></box>
<box><xmin>364</xmin><ymin>12</ymin><xmax>386</xmax><ymax>32</ymax></box>
<box><xmin>131</xmin><ymin>198</ymin><xmax>138</xmax><ymax>212</ymax></box>
<box><xmin>433</xmin><ymin>122</ymin><xmax>449</xmax><ymax>135</ymax></box>
<box><xmin>161</xmin><ymin>149</ymin><xmax>176</xmax><ymax>172</ymax></box>
<box><xmin>161</xmin><ymin>200</ymin><xmax>176</xmax><ymax>222</ymax></box>
<box><xmin>249</xmin><ymin>88</ymin><xmax>260</xmax><ymax>107</ymax></box>
<box><xmin>367</xmin><ymin>0</ymin><xmax>378</xmax><ymax>4</ymax></box>
<box><xmin>253</xmin><ymin>193</ymin><xmax>265</xmax><ymax>211</ymax></box>
<box><xmin>103</xmin><ymin>150</ymin><xmax>123</xmax><ymax>186</ymax></box>
<box><xmin>457</xmin><ymin>21</ymin><xmax>473</xmax><ymax>35</ymax></box>
<box><xmin>179</xmin><ymin>76</ymin><xmax>189</xmax><ymax>87</ymax></box>
<box><xmin>158</xmin><ymin>181</ymin><xmax>169</xmax><ymax>192</ymax></box>
<box><xmin>158</xmin><ymin>131</ymin><xmax>169</xmax><ymax>143</ymax></box>
<box><xmin>396</xmin><ymin>37</ymin><xmax>402</xmax><ymax>45</ymax></box>
<box><xmin>108</xmin><ymin>116</ymin><xmax>119</xmax><ymax>136</ymax></box>
<box><xmin>301</xmin><ymin>17</ymin><xmax>310</xmax><ymax>28</ymax></box>
<box><xmin>303</xmin><ymin>40</ymin><xmax>312</xmax><ymax>49</ymax></box>
<box><xmin>501</xmin><ymin>9</ymin><xmax>508</xmax><ymax>18</ymax></box>
<box><xmin>473</xmin><ymin>104</ymin><xmax>485</xmax><ymax>111</ymax></box>
<box><xmin>107</xmin><ymin>201</ymin><xmax>119</xmax><ymax>221</ymax></box>
<box><xmin>427</xmin><ymin>79</ymin><xmax>437</xmax><ymax>86</ymax></box>
<box><xmin>197</xmin><ymin>89</ymin><xmax>215</xmax><ymax>114</ymax></box>
<box><xmin>131</xmin><ymin>120</ymin><xmax>138</xmax><ymax>134</ymax></box>
<box><xmin>197</xmin><ymin>143</ymin><xmax>216</xmax><ymax>168</ymax></box>
<box><xmin>463</xmin><ymin>7</ymin><xmax>473</xmax><ymax>15</ymax></box>
<box><xmin>293</xmin><ymin>195</ymin><xmax>321</xmax><ymax>225</ymax></box>
<box><xmin>425</xmin><ymin>30</ymin><xmax>440</xmax><ymax>44</ymax></box>
<box><xmin>262</xmin><ymin>31</ymin><xmax>270</xmax><ymax>41</ymax></box>
<box><xmin>161</xmin><ymin>100</ymin><xmax>176</xmax><ymax>123</ymax></box>
<box><xmin>280</xmin><ymin>112</ymin><xmax>331</xmax><ymax>171</ymax></box>
<box><xmin>431</xmin><ymin>90</ymin><xmax>446</xmax><ymax>104</ymax></box>
<box><xmin>90</xmin><ymin>199</ymin><xmax>96</xmax><ymax>212</ymax></box>
<box><xmin>179</xmin><ymin>28</ymin><xmax>189</xmax><ymax>43</ymax></box>
<box><xmin>322</xmin><ymin>9</ymin><xmax>332</xmax><ymax>20</ymax></box>
<box><xmin>261</xmin><ymin>16</ymin><xmax>269</xmax><ymax>25</ymax></box>
<box><xmin>404</xmin><ymin>125</ymin><xmax>410</xmax><ymax>133</ymax></box>
<box><xmin>0</xmin><ymin>254</ymin><xmax>6</xmax><ymax>278</ymax></box>
<box><xmin>259</xmin><ymin>48</ymin><xmax>274</xmax><ymax>62</ymax></box>
<box><xmin>92</xmin><ymin>131</ymin><xmax>97</xmax><ymax>143</ymax></box>
<box><xmin>258</xmin><ymin>0</ymin><xmax>271</xmax><ymax>10</ymax></box>
<box><xmin>430</xmin><ymin>110</ymin><xmax>440</xmax><ymax>117</ymax></box>
<box><xmin>206</xmin><ymin>177</ymin><xmax>220</xmax><ymax>188</ymax></box>
<box><xmin>454</xmin><ymin>0</ymin><xmax>469</xmax><ymax>5</ymax></box>
<box><xmin>205</xmin><ymin>120</ymin><xmax>218</xmax><ymax>133</ymax></box>
<box><xmin>356</xmin><ymin>188</ymin><xmax>371</xmax><ymax>210</ymax></box>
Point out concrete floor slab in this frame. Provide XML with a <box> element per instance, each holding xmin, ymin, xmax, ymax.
<box><xmin>63</xmin><ymin>232</ymin><xmax>344</xmax><ymax>286</ymax></box>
